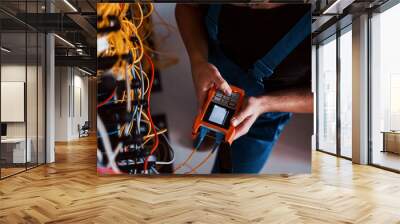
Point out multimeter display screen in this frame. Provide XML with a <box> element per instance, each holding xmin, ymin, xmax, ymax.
<box><xmin>208</xmin><ymin>104</ymin><xmax>228</xmax><ymax>125</ymax></box>
<box><xmin>204</xmin><ymin>102</ymin><xmax>235</xmax><ymax>129</ymax></box>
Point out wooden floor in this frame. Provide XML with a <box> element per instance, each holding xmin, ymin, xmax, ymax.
<box><xmin>1</xmin><ymin>163</ymin><xmax>41</xmax><ymax>178</ymax></box>
<box><xmin>1</xmin><ymin>136</ymin><xmax>400</xmax><ymax>224</ymax></box>
<box><xmin>373</xmin><ymin>151</ymin><xmax>400</xmax><ymax>171</ymax></box>
<box><xmin>1</xmin><ymin>167</ymin><xmax>26</xmax><ymax>178</ymax></box>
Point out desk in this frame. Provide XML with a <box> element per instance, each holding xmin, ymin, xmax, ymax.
<box><xmin>1</xmin><ymin>138</ymin><xmax>31</xmax><ymax>163</ymax></box>
<box><xmin>382</xmin><ymin>131</ymin><xmax>400</xmax><ymax>154</ymax></box>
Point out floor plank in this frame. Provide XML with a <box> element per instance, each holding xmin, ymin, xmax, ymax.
<box><xmin>0</xmin><ymin>136</ymin><xmax>400</xmax><ymax>224</ymax></box>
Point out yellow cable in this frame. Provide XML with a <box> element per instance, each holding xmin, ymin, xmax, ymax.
<box><xmin>144</xmin><ymin>129</ymin><xmax>167</xmax><ymax>139</ymax></box>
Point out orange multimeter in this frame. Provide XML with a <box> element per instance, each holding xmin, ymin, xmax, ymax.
<box><xmin>192</xmin><ymin>85</ymin><xmax>245</xmax><ymax>144</ymax></box>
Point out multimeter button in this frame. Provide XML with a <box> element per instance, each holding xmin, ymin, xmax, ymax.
<box><xmin>228</xmin><ymin>102</ymin><xmax>236</xmax><ymax>107</ymax></box>
<box><xmin>222</xmin><ymin>95</ymin><xmax>230</xmax><ymax>100</ymax></box>
<box><xmin>232</xmin><ymin>93</ymin><xmax>239</xmax><ymax>99</ymax></box>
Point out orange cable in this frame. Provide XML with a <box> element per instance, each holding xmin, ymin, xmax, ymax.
<box><xmin>173</xmin><ymin>148</ymin><xmax>196</xmax><ymax>174</ymax></box>
<box><xmin>143</xmin><ymin>53</ymin><xmax>159</xmax><ymax>172</ymax></box>
<box><xmin>185</xmin><ymin>149</ymin><xmax>215</xmax><ymax>174</ymax></box>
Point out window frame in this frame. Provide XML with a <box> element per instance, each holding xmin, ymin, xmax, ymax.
<box><xmin>315</xmin><ymin>24</ymin><xmax>353</xmax><ymax>161</ymax></box>
<box><xmin>0</xmin><ymin>0</ymin><xmax>48</xmax><ymax>180</ymax></box>
<box><xmin>367</xmin><ymin>0</ymin><xmax>400</xmax><ymax>173</ymax></box>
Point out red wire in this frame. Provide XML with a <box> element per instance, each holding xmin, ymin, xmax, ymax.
<box><xmin>143</xmin><ymin>53</ymin><xmax>159</xmax><ymax>172</ymax></box>
<box><xmin>97</xmin><ymin>89</ymin><xmax>116</xmax><ymax>109</ymax></box>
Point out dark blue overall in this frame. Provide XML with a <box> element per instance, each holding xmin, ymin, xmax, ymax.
<box><xmin>206</xmin><ymin>5</ymin><xmax>311</xmax><ymax>173</ymax></box>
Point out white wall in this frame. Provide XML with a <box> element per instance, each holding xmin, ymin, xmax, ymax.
<box><xmin>150</xmin><ymin>4</ymin><xmax>312</xmax><ymax>174</ymax></box>
<box><xmin>1</xmin><ymin>65</ymin><xmax>26</xmax><ymax>134</ymax></box>
<box><xmin>1</xmin><ymin>64</ymin><xmax>45</xmax><ymax>163</ymax></box>
<box><xmin>73</xmin><ymin>73</ymin><xmax>89</xmax><ymax>136</ymax></box>
<box><xmin>54</xmin><ymin>67</ymin><xmax>89</xmax><ymax>141</ymax></box>
<box><xmin>55</xmin><ymin>66</ymin><xmax>69</xmax><ymax>141</ymax></box>
<box><xmin>1</xmin><ymin>65</ymin><xmax>34</xmax><ymax>138</ymax></box>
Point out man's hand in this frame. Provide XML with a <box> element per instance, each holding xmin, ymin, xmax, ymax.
<box><xmin>192</xmin><ymin>62</ymin><xmax>232</xmax><ymax>111</ymax></box>
<box><xmin>176</xmin><ymin>5</ymin><xmax>230</xmax><ymax>111</ymax></box>
<box><xmin>231</xmin><ymin>97</ymin><xmax>264</xmax><ymax>140</ymax></box>
<box><xmin>230</xmin><ymin>88</ymin><xmax>313</xmax><ymax>141</ymax></box>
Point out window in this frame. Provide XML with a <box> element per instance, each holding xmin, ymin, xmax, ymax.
<box><xmin>316</xmin><ymin>26</ymin><xmax>353</xmax><ymax>159</ymax></box>
<box><xmin>0</xmin><ymin>0</ymin><xmax>46</xmax><ymax>179</ymax></box>
<box><xmin>370</xmin><ymin>2</ymin><xmax>400</xmax><ymax>171</ymax></box>
<box><xmin>339</xmin><ymin>28</ymin><xmax>352</xmax><ymax>158</ymax></box>
<box><xmin>317</xmin><ymin>36</ymin><xmax>337</xmax><ymax>154</ymax></box>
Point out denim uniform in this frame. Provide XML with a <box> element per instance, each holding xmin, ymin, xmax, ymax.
<box><xmin>205</xmin><ymin>5</ymin><xmax>311</xmax><ymax>173</ymax></box>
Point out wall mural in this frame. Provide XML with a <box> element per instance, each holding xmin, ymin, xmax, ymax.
<box><xmin>97</xmin><ymin>3</ymin><xmax>312</xmax><ymax>175</ymax></box>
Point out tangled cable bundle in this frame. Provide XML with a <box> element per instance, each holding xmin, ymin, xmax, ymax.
<box><xmin>96</xmin><ymin>3</ymin><xmax>173</xmax><ymax>174</ymax></box>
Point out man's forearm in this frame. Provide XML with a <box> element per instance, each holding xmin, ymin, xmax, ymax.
<box><xmin>175</xmin><ymin>4</ymin><xmax>208</xmax><ymax>66</ymax></box>
<box><xmin>257</xmin><ymin>88</ymin><xmax>313</xmax><ymax>113</ymax></box>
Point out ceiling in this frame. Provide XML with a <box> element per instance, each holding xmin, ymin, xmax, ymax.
<box><xmin>0</xmin><ymin>0</ymin><xmax>96</xmax><ymax>73</ymax></box>
<box><xmin>0</xmin><ymin>0</ymin><xmax>394</xmax><ymax>72</ymax></box>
